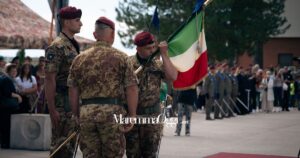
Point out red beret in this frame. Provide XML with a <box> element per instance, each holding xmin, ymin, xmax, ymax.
<box><xmin>134</xmin><ymin>31</ymin><xmax>155</xmax><ymax>47</ymax></box>
<box><xmin>96</xmin><ymin>17</ymin><xmax>115</xmax><ymax>30</ymax></box>
<box><xmin>59</xmin><ymin>6</ymin><xmax>82</xmax><ymax>19</ymax></box>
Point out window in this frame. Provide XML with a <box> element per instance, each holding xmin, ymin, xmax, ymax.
<box><xmin>278</xmin><ymin>53</ymin><xmax>293</xmax><ymax>67</ymax></box>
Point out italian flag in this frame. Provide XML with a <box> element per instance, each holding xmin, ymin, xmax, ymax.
<box><xmin>168</xmin><ymin>10</ymin><xmax>208</xmax><ymax>90</ymax></box>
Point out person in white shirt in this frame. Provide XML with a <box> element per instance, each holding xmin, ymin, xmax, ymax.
<box><xmin>15</xmin><ymin>63</ymin><xmax>37</xmax><ymax>113</ymax></box>
<box><xmin>260</xmin><ymin>70</ymin><xmax>274</xmax><ymax>113</ymax></box>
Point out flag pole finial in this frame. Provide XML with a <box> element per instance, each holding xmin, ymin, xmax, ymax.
<box><xmin>204</xmin><ymin>0</ymin><xmax>214</xmax><ymax>7</ymax></box>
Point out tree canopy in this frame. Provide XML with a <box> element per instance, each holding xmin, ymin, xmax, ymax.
<box><xmin>116</xmin><ymin>0</ymin><xmax>290</xmax><ymax>61</ymax></box>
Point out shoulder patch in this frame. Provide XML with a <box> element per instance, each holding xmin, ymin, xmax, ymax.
<box><xmin>46</xmin><ymin>51</ymin><xmax>55</xmax><ymax>61</ymax></box>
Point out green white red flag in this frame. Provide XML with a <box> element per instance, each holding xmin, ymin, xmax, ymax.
<box><xmin>168</xmin><ymin>10</ymin><xmax>208</xmax><ymax>89</ymax></box>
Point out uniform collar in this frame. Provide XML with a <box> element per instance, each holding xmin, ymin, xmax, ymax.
<box><xmin>59</xmin><ymin>32</ymin><xmax>73</xmax><ymax>41</ymax></box>
<box><xmin>60</xmin><ymin>32</ymin><xmax>80</xmax><ymax>53</ymax></box>
<box><xmin>94</xmin><ymin>40</ymin><xmax>111</xmax><ymax>48</ymax></box>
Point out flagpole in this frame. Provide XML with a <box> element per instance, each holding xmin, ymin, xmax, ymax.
<box><xmin>135</xmin><ymin>0</ymin><xmax>214</xmax><ymax>75</ymax></box>
<box><xmin>135</xmin><ymin>1</ymin><xmax>160</xmax><ymax>75</ymax></box>
<box><xmin>48</xmin><ymin>0</ymin><xmax>56</xmax><ymax>44</ymax></box>
<box><xmin>204</xmin><ymin>0</ymin><xmax>214</xmax><ymax>7</ymax></box>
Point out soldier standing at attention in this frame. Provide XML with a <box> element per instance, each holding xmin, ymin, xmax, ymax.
<box><xmin>204</xmin><ymin>65</ymin><xmax>216</xmax><ymax>120</ymax></box>
<box><xmin>45</xmin><ymin>6</ymin><xmax>82</xmax><ymax>158</ymax></box>
<box><xmin>126</xmin><ymin>31</ymin><xmax>178</xmax><ymax>158</ymax></box>
<box><xmin>68</xmin><ymin>17</ymin><xmax>138</xmax><ymax>157</ymax></box>
<box><xmin>230</xmin><ymin>67</ymin><xmax>239</xmax><ymax>114</ymax></box>
<box><xmin>223</xmin><ymin>63</ymin><xmax>234</xmax><ymax>117</ymax></box>
<box><xmin>215</xmin><ymin>63</ymin><xmax>225</xmax><ymax>119</ymax></box>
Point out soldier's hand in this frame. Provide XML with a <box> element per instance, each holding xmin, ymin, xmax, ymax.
<box><xmin>120</xmin><ymin>123</ymin><xmax>134</xmax><ymax>133</ymax></box>
<box><xmin>71</xmin><ymin>114</ymin><xmax>80</xmax><ymax>130</ymax></box>
<box><xmin>158</xmin><ymin>41</ymin><xmax>168</xmax><ymax>56</ymax></box>
<box><xmin>49</xmin><ymin>110</ymin><xmax>60</xmax><ymax>129</ymax></box>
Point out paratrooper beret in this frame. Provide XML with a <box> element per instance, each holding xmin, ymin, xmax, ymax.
<box><xmin>59</xmin><ymin>6</ymin><xmax>82</xmax><ymax>19</ymax></box>
<box><xmin>96</xmin><ymin>16</ymin><xmax>115</xmax><ymax>30</ymax></box>
<box><xmin>134</xmin><ymin>31</ymin><xmax>155</xmax><ymax>47</ymax></box>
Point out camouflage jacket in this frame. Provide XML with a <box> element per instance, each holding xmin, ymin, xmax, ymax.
<box><xmin>127</xmin><ymin>54</ymin><xmax>165</xmax><ymax>107</ymax></box>
<box><xmin>67</xmin><ymin>41</ymin><xmax>137</xmax><ymax>100</ymax></box>
<box><xmin>45</xmin><ymin>33</ymin><xmax>79</xmax><ymax>88</ymax></box>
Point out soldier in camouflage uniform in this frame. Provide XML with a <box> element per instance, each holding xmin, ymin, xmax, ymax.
<box><xmin>125</xmin><ymin>31</ymin><xmax>178</xmax><ymax>158</ymax></box>
<box><xmin>67</xmin><ymin>17</ymin><xmax>138</xmax><ymax>158</ymax></box>
<box><xmin>45</xmin><ymin>6</ymin><xmax>82</xmax><ymax>158</ymax></box>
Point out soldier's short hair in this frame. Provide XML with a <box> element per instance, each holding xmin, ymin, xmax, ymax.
<box><xmin>60</xmin><ymin>18</ymin><xmax>65</xmax><ymax>27</ymax></box>
<box><xmin>95</xmin><ymin>23</ymin><xmax>112</xmax><ymax>31</ymax></box>
<box><xmin>95</xmin><ymin>17</ymin><xmax>115</xmax><ymax>30</ymax></box>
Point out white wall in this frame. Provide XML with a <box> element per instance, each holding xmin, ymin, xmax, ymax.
<box><xmin>277</xmin><ymin>0</ymin><xmax>300</xmax><ymax>38</ymax></box>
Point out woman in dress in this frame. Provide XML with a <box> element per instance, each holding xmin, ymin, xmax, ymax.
<box><xmin>260</xmin><ymin>70</ymin><xmax>274</xmax><ymax>113</ymax></box>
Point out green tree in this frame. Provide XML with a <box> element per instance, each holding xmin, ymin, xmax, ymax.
<box><xmin>115</xmin><ymin>0</ymin><xmax>197</xmax><ymax>48</ymax></box>
<box><xmin>16</xmin><ymin>49</ymin><xmax>25</xmax><ymax>65</ymax></box>
<box><xmin>205</xmin><ymin>0</ymin><xmax>290</xmax><ymax>63</ymax></box>
<box><xmin>116</xmin><ymin>0</ymin><xmax>290</xmax><ymax>63</ymax></box>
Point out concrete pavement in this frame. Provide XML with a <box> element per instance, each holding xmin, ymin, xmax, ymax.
<box><xmin>1</xmin><ymin>110</ymin><xmax>299</xmax><ymax>158</ymax></box>
<box><xmin>159</xmin><ymin>109</ymin><xmax>300</xmax><ymax>158</ymax></box>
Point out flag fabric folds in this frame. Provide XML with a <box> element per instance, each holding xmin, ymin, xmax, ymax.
<box><xmin>149</xmin><ymin>6</ymin><xmax>160</xmax><ymax>37</ymax></box>
<box><xmin>168</xmin><ymin>1</ymin><xmax>208</xmax><ymax>90</ymax></box>
<box><xmin>150</xmin><ymin>6</ymin><xmax>160</xmax><ymax>32</ymax></box>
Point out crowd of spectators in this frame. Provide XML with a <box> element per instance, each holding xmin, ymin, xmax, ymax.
<box><xmin>0</xmin><ymin>55</ymin><xmax>46</xmax><ymax>148</ymax></box>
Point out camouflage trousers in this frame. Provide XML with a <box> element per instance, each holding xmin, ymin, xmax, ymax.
<box><xmin>125</xmin><ymin>123</ymin><xmax>163</xmax><ymax>158</ymax></box>
<box><xmin>79</xmin><ymin>104</ymin><xmax>126</xmax><ymax>158</ymax></box>
<box><xmin>49</xmin><ymin>108</ymin><xmax>76</xmax><ymax>158</ymax></box>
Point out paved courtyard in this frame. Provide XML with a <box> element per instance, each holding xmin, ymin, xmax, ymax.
<box><xmin>1</xmin><ymin>110</ymin><xmax>299</xmax><ymax>158</ymax></box>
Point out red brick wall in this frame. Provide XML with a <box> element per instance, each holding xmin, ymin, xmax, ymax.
<box><xmin>237</xmin><ymin>52</ymin><xmax>254</xmax><ymax>68</ymax></box>
<box><xmin>236</xmin><ymin>38</ymin><xmax>300</xmax><ymax>69</ymax></box>
<box><xmin>263</xmin><ymin>38</ymin><xmax>300</xmax><ymax>68</ymax></box>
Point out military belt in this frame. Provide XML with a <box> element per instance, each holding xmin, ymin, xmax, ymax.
<box><xmin>81</xmin><ymin>97</ymin><xmax>121</xmax><ymax>106</ymax></box>
<box><xmin>137</xmin><ymin>103</ymin><xmax>160</xmax><ymax>115</ymax></box>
